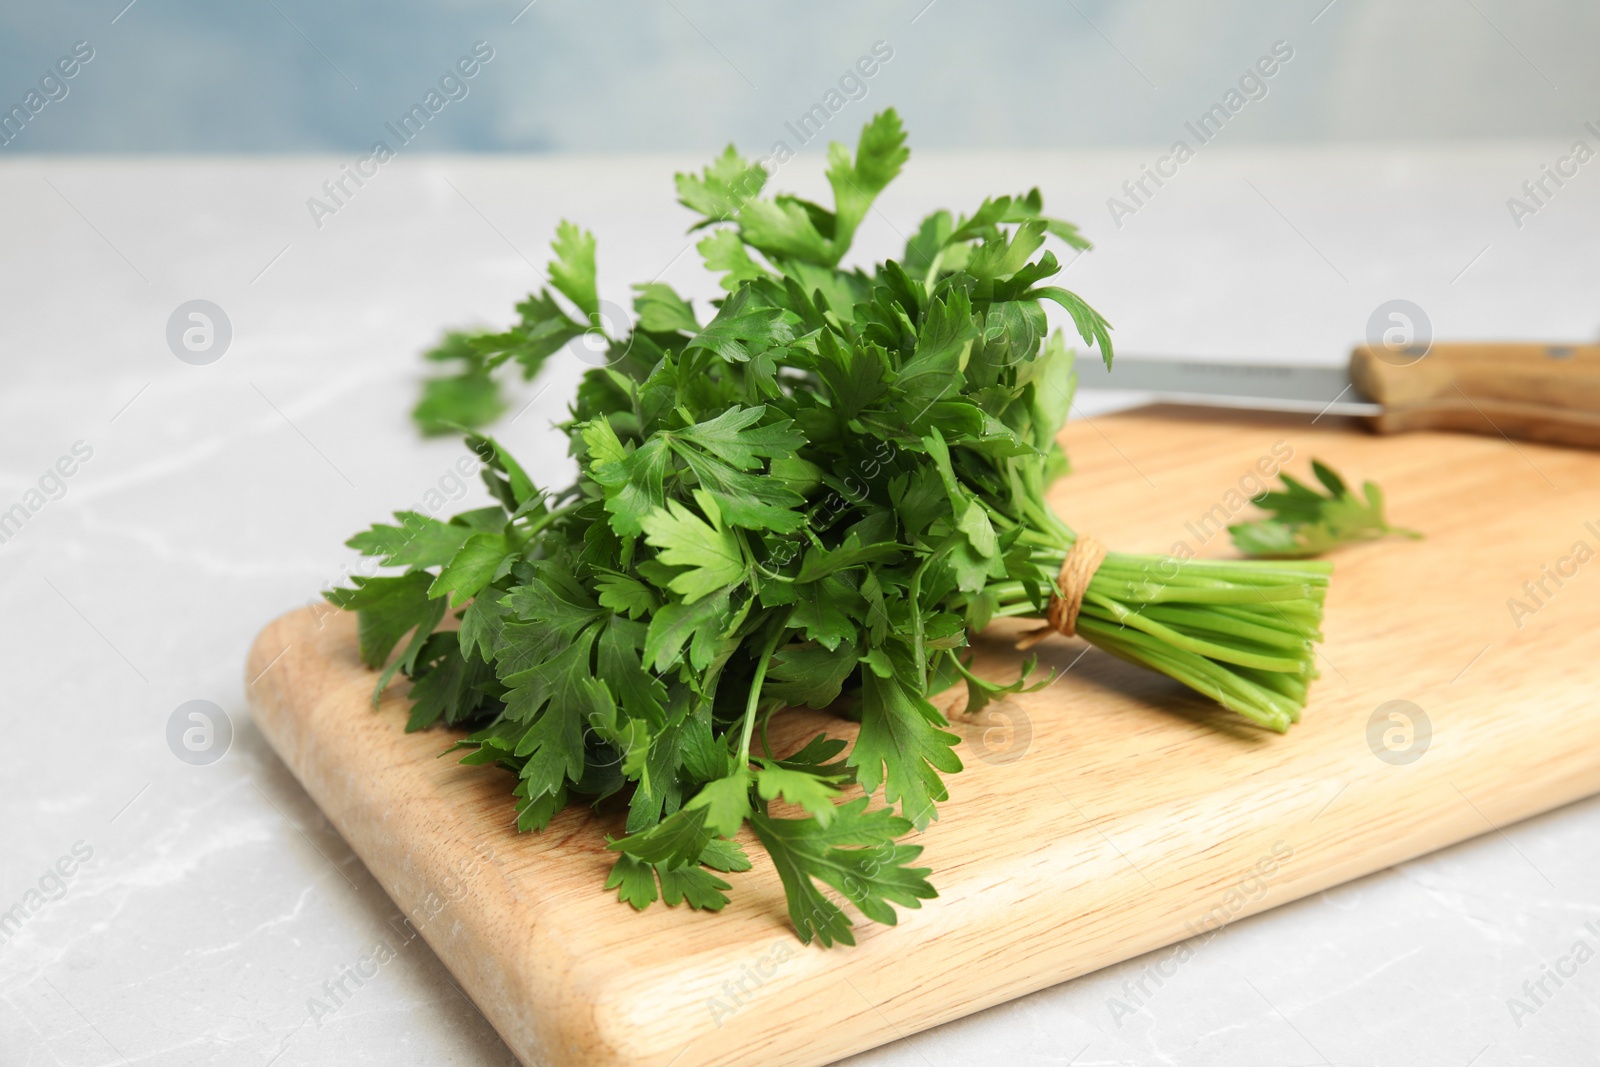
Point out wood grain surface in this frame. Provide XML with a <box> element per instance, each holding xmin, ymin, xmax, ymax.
<box><xmin>245</xmin><ymin>408</ymin><xmax>1600</xmax><ymax>1067</ymax></box>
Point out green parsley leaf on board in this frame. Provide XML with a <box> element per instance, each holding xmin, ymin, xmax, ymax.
<box><xmin>329</xmin><ymin>109</ymin><xmax>1358</xmax><ymax>947</ymax></box>
<box><xmin>1231</xmin><ymin>460</ymin><xmax>1422</xmax><ymax>558</ymax></box>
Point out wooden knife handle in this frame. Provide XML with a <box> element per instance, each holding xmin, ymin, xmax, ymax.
<box><xmin>1350</xmin><ymin>342</ymin><xmax>1600</xmax><ymax>448</ymax></box>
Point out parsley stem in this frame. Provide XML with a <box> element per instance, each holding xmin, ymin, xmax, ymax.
<box><xmin>737</xmin><ymin>623</ymin><xmax>789</xmax><ymax>767</ymax></box>
<box><xmin>978</xmin><ymin>542</ymin><xmax>1331</xmax><ymax>727</ymax></box>
<box><xmin>510</xmin><ymin>501</ymin><xmax>580</xmax><ymax>552</ymax></box>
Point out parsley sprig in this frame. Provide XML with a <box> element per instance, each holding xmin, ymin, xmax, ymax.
<box><xmin>1230</xmin><ymin>459</ymin><xmax>1421</xmax><ymax>558</ymax></box>
<box><xmin>330</xmin><ymin>110</ymin><xmax>1333</xmax><ymax>946</ymax></box>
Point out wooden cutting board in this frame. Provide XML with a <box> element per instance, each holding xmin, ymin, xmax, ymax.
<box><xmin>245</xmin><ymin>408</ymin><xmax>1600</xmax><ymax>1067</ymax></box>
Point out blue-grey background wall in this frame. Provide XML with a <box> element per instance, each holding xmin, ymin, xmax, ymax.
<box><xmin>0</xmin><ymin>0</ymin><xmax>1594</xmax><ymax>154</ymax></box>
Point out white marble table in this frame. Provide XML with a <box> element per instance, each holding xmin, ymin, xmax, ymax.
<box><xmin>2</xmin><ymin>144</ymin><xmax>1597</xmax><ymax>1066</ymax></box>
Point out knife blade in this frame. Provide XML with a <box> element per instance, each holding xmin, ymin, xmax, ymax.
<box><xmin>1071</xmin><ymin>343</ymin><xmax>1600</xmax><ymax>449</ymax></box>
<box><xmin>1074</xmin><ymin>356</ymin><xmax>1382</xmax><ymax>417</ymax></box>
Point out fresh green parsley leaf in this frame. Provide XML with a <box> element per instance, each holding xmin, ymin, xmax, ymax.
<box><xmin>683</xmin><ymin>770</ymin><xmax>752</xmax><ymax>838</ymax></box>
<box><xmin>1230</xmin><ymin>459</ymin><xmax>1422</xmax><ymax>558</ymax></box>
<box><xmin>632</xmin><ymin>282</ymin><xmax>700</xmax><ymax>334</ymax></box>
<box><xmin>605</xmin><ymin>853</ymin><xmax>659</xmax><ymax>910</ymax></box>
<box><xmin>428</xmin><ymin>532</ymin><xmax>512</xmax><ymax>607</ymax></box>
<box><xmin>593</xmin><ymin>572</ymin><xmax>658</xmax><ymax>620</ymax></box>
<box><xmin>675</xmin><ymin>145</ymin><xmax>768</xmax><ymax>225</ymax></box>
<box><xmin>755</xmin><ymin>761</ymin><xmax>842</xmax><ymax>826</ymax></box>
<box><xmin>640</xmin><ymin>499</ymin><xmax>745</xmax><ymax>603</ymax></box>
<box><xmin>826</xmin><ymin>108</ymin><xmax>910</xmax><ymax>261</ymax></box>
<box><xmin>750</xmin><ymin>798</ymin><xmax>935</xmax><ymax>947</ymax></box>
<box><xmin>548</xmin><ymin>220</ymin><xmax>600</xmax><ymax>323</ymax></box>
<box><xmin>657</xmin><ymin>864</ymin><xmax>733</xmax><ymax>910</ymax></box>
<box><xmin>697</xmin><ymin>228</ymin><xmax>769</xmax><ymax>291</ymax></box>
<box><xmin>683</xmin><ymin>297</ymin><xmax>793</xmax><ymax>364</ymax></box>
<box><xmin>412</xmin><ymin>331</ymin><xmax>508</xmax><ymax>435</ymax></box>
<box><xmin>323</xmin><ymin>572</ymin><xmax>438</xmax><ymax>670</ymax></box>
<box><xmin>346</xmin><ymin>511</ymin><xmax>476</xmax><ymax>569</ymax></box>
<box><xmin>850</xmin><ymin>671</ymin><xmax>963</xmax><ymax>830</ymax></box>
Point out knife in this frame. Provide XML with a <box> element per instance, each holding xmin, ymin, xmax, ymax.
<box><xmin>1075</xmin><ymin>342</ymin><xmax>1600</xmax><ymax>448</ymax></box>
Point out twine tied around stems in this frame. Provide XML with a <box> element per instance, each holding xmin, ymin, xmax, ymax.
<box><xmin>1015</xmin><ymin>534</ymin><xmax>1109</xmax><ymax>650</ymax></box>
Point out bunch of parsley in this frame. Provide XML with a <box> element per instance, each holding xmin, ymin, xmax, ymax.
<box><xmin>330</xmin><ymin>110</ymin><xmax>1331</xmax><ymax>946</ymax></box>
